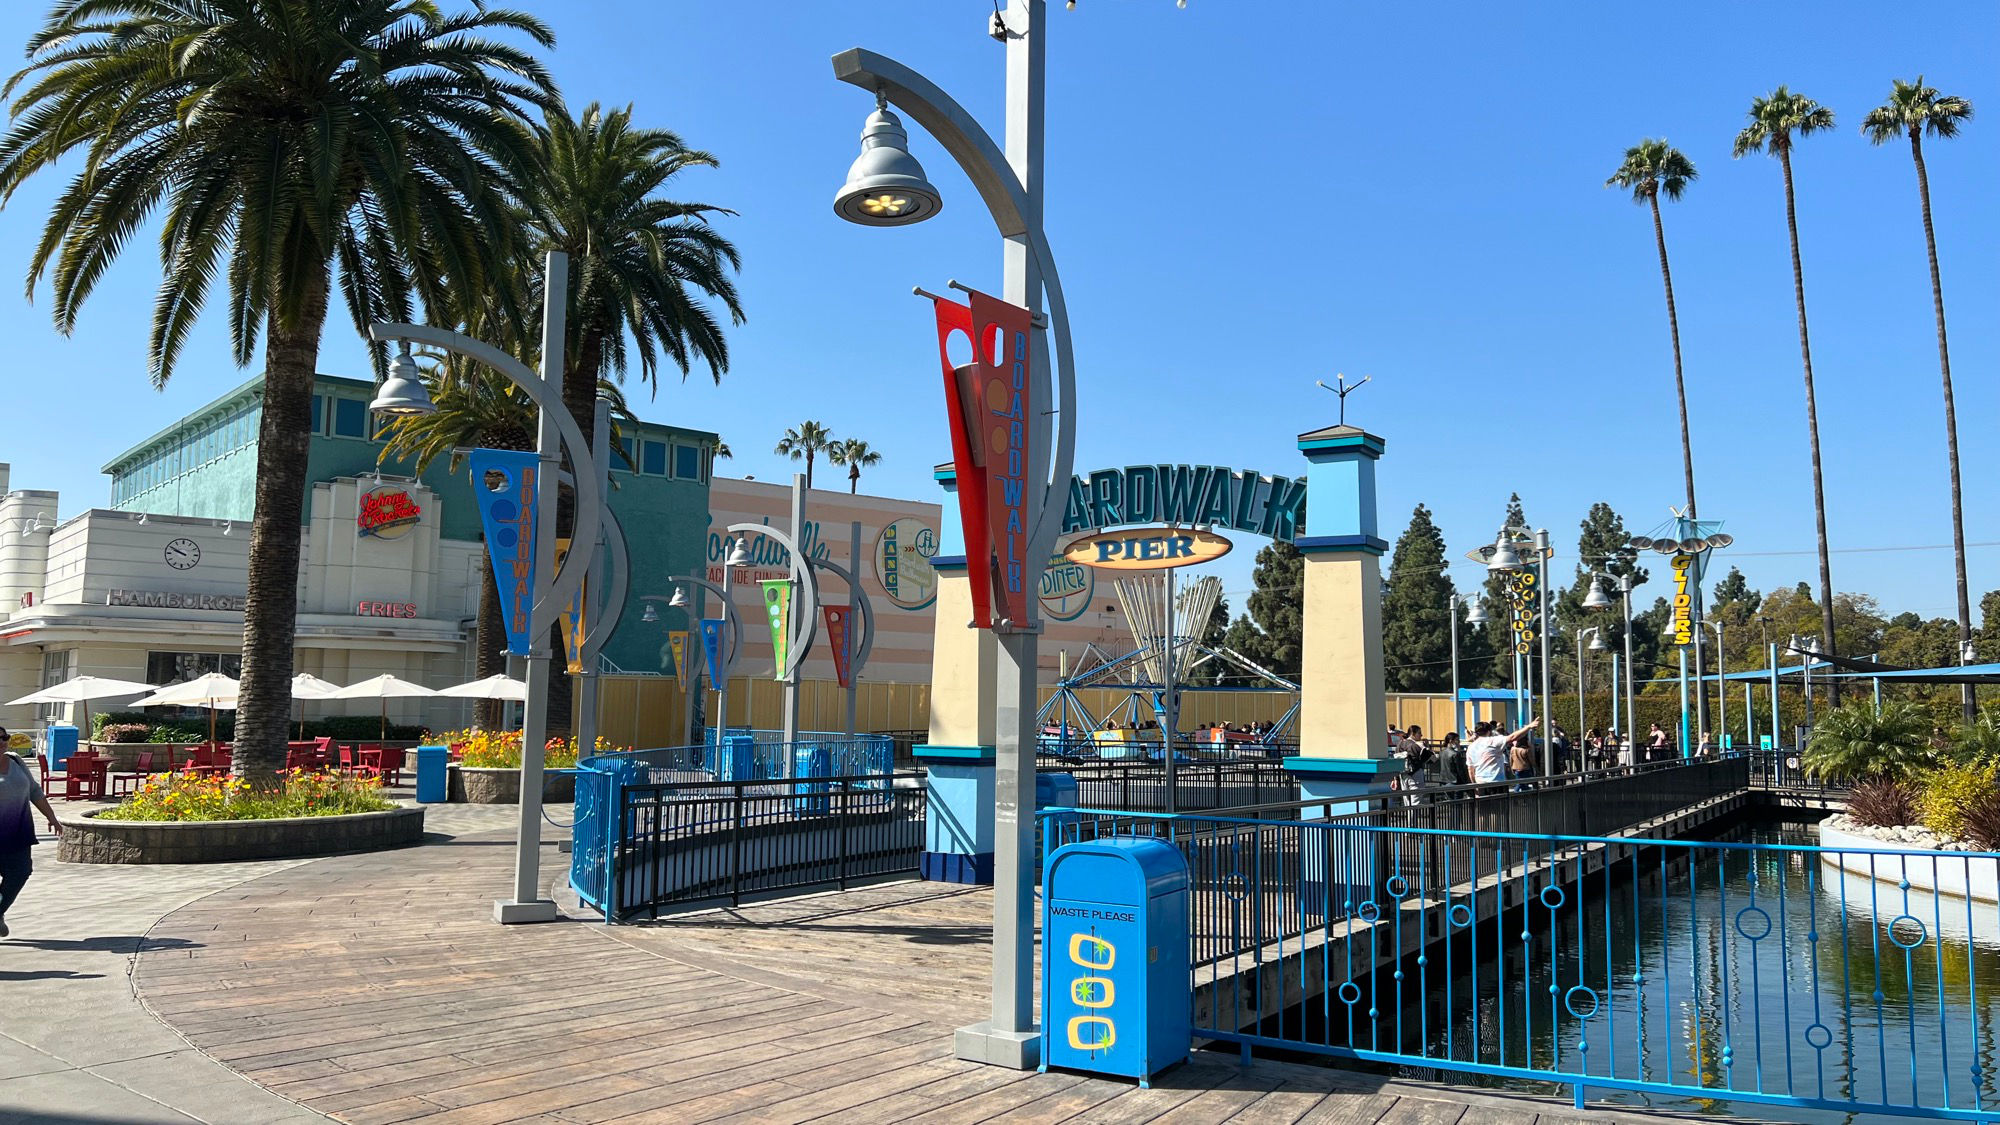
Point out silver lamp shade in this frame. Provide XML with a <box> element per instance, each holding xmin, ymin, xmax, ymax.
<box><xmin>369</xmin><ymin>347</ymin><xmax>436</xmax><ymax>416</ymax></box>
<box><xmin>1581</xmin><ymin>576</ymin><xmax>1612</xmax><ymax>611</ymax></box>
<box><xmin>1487</xmin><ymin>535</ymin><xmax>1523</xmax><ymax>572</ymax></box>
<box><xmin>834</xmin><ymin>105</ymin><xmax>943</xmax><ymax>227</ymax></box>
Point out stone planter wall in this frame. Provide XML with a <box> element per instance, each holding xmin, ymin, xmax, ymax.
<box><xmin>58</xmin><ymin>806</ymin><xmax>425</xmax><ymax>865</ymax></box>
<box><xmin>1818</xmin><ymin>820</ymin><xmax>1999</xmax><ymax>904</ymax></box>
<box><xmin>449</xmin><ymin>766</ymin><xmax>576</xmax><ymax>804</ymax></box>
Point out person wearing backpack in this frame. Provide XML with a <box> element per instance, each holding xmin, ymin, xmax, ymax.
<box><xmin>1</xmin><ymin>727</ymin><xmax>64</xmax><ymax>938</ymax></box>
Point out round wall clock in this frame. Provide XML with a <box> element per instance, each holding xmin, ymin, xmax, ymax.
<box><xmin>164</xmin><ymin>537</ymin><xmax>202</xmax><ymax>570</ymax></box>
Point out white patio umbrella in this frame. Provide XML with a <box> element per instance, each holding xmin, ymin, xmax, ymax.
<box><xmin>326</xmin><ymin>674</ymin><xmax>438</xmax><ymax>740</ymax></box>
<box><xmin>290</xmin><ymin>673</ymin><xmax>343</xmax><ymax>741</ymax></box>
<box><xmin>130</xmin><ymin>672</ymin><xmax>239</xmax><ymax>745</ymax></box>
<box><xmin>431</xmin><ymin>674</ymin><xmax>529</xmax><ymax>702</ymax></box>
<box><xmin>6</xmin><ymin>676</ymin><xmax>158</xmax><ymax>739</ymax></box>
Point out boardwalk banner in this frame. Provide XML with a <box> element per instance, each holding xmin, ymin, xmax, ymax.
<box><xmin>966</xmin><ymin>288</ymin><xmax>1035</xmax><ymax>628</ymax></box>
<box><xmin>761</xmin><ymin>579</ymin><xmax>793</xmax><ymax>681</ymax></box>
<box><xmin>667</xmin><ymin>631</ymin><xmax>690</xmax><ymax>683</ymax></box>
<box><xmin>466</xmin><ymin>448</ymin><xmax>539</xmax><ymax>656</ymax></box>
<box><xmin>822</xmin><ymin>605</ymin><xmax>853</xmax><ymax>688</ymax></box>
<box><xmin>930</xmin><ymin>293</ymin><xmax>993</xmax><ymax>629</ymax></box>
<box><xmin>698</xmin><ymin>619</ymin><xmax>725</xmax><ymax>685</ymax></box>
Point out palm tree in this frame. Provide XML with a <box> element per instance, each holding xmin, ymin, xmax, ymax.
<box><xmin>828</xmin><ymin>438</ymin><xmax>883</xmax><ymax>494</ymax></box>
<box><xmin>1734</xmin><ymin>86</ymin><xmax>1842</xmax><ymax>703</ymax></box>
<box><xmin>713</xmin><ymin>440</ymin><xmax>733</xmax><ymax>460</ymax></box>
<box><xmin>775</xmin><ymin>422</ymin><xmax>835</xmax><ymax>489</ymax></box>
<box><xmin>1863</xmin><ymin>78</ymin><xmax>1976</xmax><ymax>722</ymax></box>
<box><xmin>511</xmin><ymin>101</ymin><xmax>745</xmax><ymax>435</ymax></box>
<box><xmin>0</xmin><ymin>1</ymin><xmax>553</xmax><ymax>781</ymax></box>
<box><xmin>1606</xmin><ymin>141</ymin><xmax>1701</xmax><ymax>518</ymax></box>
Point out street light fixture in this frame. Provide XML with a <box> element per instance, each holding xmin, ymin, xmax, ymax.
<box><xmin>368</xmin><ymin>344</ymin><xmax>437</xmax><ymax>416</ymax></box>
<box><xmin>640</xmin><ymin>603</ymin><xmax>658</xmax><ymax>624</ymax></box>
<box><xmin>834</xmin><ymin>96</ymin><xmax>944</xmax><ymax>226</ymax></box>
<box><xmin>669</xmin><ymin>586</ymin><xmax>690</xmax><ymax>610</ymax></box>
<box><xmin>1581</xmin><ymin>575</ymin><xmax>1612</xmax><ymax>611</ymax></box>
<box><xmin>1487</xmin><ymin>533</ymin><xmax>1523</xmax><ymax>572</ymax></box>
<box><xmin>724</xmin><ymin>535</ymin><xmax>753</xmax><ymax>569</ymax></box>
<box><xmin>1464</xmin><ymin>598</ymin><xmax>1488</xmax><ymax>626</ymax></box>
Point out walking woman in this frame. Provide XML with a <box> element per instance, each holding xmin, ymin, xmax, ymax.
<box><xmin>1</xmin><ymin>727</ymin><xmax>63</xmax><ymax>937</ymax></box>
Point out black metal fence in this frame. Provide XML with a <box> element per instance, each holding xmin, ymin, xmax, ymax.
<box><xmin>1052</xmin><ymin>757</ymin><xmax>1297</xmax><ymax>812</ymax></box>
<box><xmin>611</xmin><ymin>771</ymin><xmax>926</xmax><ymax>919</ymax></box>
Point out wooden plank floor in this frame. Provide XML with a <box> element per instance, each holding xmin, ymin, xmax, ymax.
<box><xmin>135</xmin><ymin>833</ymin><xmax>1700</xmax><ymax>1124</ymax></box>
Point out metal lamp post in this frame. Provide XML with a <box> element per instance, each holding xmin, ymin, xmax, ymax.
<box><xmin>369</xmin><ymin>251</ymin><xmax>602</xmax><ymax>926</ymax></box>
<box><xmin>1450</xmin><ymin>593</ymin><xmax>1486</xmax><ymax>738</ymax></box>
<box><xmin>1706</xmin><ymin>620</ymin><xmax>1726</xmax><ymax>749</ymax></box>
<box><xmin>1486</xmin><ymin>532</ymin><xmax>1526</xmax><ymax>727</ymax></box>
<box><xmin>664</xmin><ymin>570</ymin><xmax>747</xmax><ymax>755</ymax></box>
<box><xmin>1535</xmin><ymin>529</ymin><xmax>1554</xmax><ymax>775</ymax></box>
<box><xmin>1576</xmin><ymin>626</ymin><xmax>1603</xmax><ymax>751</ymax></box>
<box><xmin>829</xmin><ymin>3</ymin><xmax>1087</xmax><ymax>1069</ymax></box>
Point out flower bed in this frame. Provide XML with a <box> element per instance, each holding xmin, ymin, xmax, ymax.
<box><xmin>60</xmin><ymin>772</ymin><xmax>417</xmax><ymax>864</ymax></box>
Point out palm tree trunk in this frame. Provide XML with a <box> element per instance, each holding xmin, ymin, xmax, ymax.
<box><xmin>805</xmin><ymin>449</ymin><xmax>814</xmax><ymax>491</ymax></box>
<box><xmin>1781</xmin><ymin>147</ymin><xmax>1842</xmax><ymax>706</ymax></box>
<box><xmin>850</xmin><ymin>465</ymin><xmax>859</xmax><ymax>494</ymax></box>
<box><xmin>475</xmin><ymin>560</ymin><xmax>505</xmax><ymax>730</ymax></box>
<box><xmin>1911</xmin><ymin>131</ymin><xmax>1973</xmax><ymax>722</ymax></box>
<box><xmin>232</xmin><ymin>271</ymin><xmax>330</xmax><ymax>785</ymax></box>
<box><xmin>1652</xmin><ymin>192</ymin><xmax>1708</xmax><ymax>739</ymax></box>
<box><xmin>1651</xmin><ymin>194</ymin><xmax>1697</xmax><ymax>520</ymax></box>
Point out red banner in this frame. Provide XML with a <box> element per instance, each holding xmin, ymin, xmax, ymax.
<box><xmin>821</xmin><ymin>604</ymin><xmax>854</xmax><ymax>689</ymax></box>
<box><xmin>931</xmin><ymin>288</ymin><xmax>1036</xmax><ymax>629</ymax></box>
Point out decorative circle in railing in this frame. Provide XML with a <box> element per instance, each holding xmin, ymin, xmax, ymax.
<box><xmin>1356</xmin><ymin>900</ymin><xmax>1381</xmax><ymax>924</ymax></box>
<box><xmin>1384</xmin><ymin>875</ymin><xmax>1409</xmax><ymax>899</ymax></box>
<box><xmin>1337</xmin><ymin>980</ymin><xmax>1362</xmax><ymax>1006</ymax></box>
<box><xmin>1803</xmin><ymin>1023</ymin><xmax>1834</xmax><ymax>1050</ymax></box>
<box><xmin>1224</xmin><ymin>871</ymin><xmax>1249</xmax><ymax>902</ymax></box>
<box><xmin>1564</xmin><ymin>984</ymin><xmax>1600</xmax><ymax>1020</ymax></box>
<box><xmin>1734</xmin><ymin>905</ymin><xmax>1773</xmax><ymax>942</ymax></box>
<box><xmin>1889</xmin><ymin>914</ymin><xmax>1929</xmax><ymax>950</ymax></box>
<box><xmin>1447</xmin><ymin>903</ymin><xmax>1473</xmax><ymax>929</ymax></box>
<box><xmin>1539</xmin><ymin>884</ymin><xmax>1565</xmax><ymax>910</ymax></box>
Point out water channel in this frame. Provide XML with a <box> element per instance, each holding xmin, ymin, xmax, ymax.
<box><xmin>1386</xmin><ymin>818</ymin><xmax>2000</xmax><ymax>1123</ymax></box>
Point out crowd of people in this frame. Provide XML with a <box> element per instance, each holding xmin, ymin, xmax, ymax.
<box><xmin>1387</xmin><ymin>716</ymin><xmax>1724</xmax><ymax>791</ymax></box>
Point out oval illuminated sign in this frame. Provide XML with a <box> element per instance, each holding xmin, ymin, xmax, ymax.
<box><xmin>1064</xmin><ymin>527</ymin><xmax>1232</xmax><ymax>571</ymax></box>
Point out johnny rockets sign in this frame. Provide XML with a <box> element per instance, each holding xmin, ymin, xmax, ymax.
<box><xmin>931</xmin><ymin>286</ymin><xmax>1035</xmax><ymax>630</ymax></box>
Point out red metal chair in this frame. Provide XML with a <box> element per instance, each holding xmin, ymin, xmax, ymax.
<box><xmin>337</xmin><ymin>744</ymin><xmax>361</xmax><ymax>774</ymax></box>
<box><xmin>375</xmin><ymin>747</ymin><xmax>406</xmax><ymax>787</ymax></box>
<box><xmin>183</xmin><ymin>745</ymin><xmax>216</xmax><ymax>776</ymax></box>
<box><xmin>112</xmin><ymin>750</ymin><xmax>156</xmax><ymax>796</ymax></box>
<box><xmin>60</xmin><ymin>752</ymin><xmax>104</xmax><ymax>800</ymax></box>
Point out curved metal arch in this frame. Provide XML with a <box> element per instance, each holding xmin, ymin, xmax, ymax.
<box><xmin>578</xmin><ymin>506</ymin><xmax>629</xmax><ymax>667</ymax></box>
<box><xmin>831</xmin><ymin>48</ymin><xmax>1079</xmax><ymax>614</ymax></box>
<box><xmin>726</xmin><ymin>523</ymin><xmax>820</xmax><ymax>680</ymax></box>
<box><xmin>367</xmin><ymin>322</ymin><xmax>601</xmax><ymax>638</ymax></box>
<box><xmin>807</xmin><ymin>556</ymin><xmax>876</xmax><ymax>676</ymax></box>
<box><xmin>666</xmin><ymin>574</ymin><xmax>745</xmax><ymax>678</ymax></box>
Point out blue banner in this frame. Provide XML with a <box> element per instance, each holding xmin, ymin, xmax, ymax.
<box><xmin>699</xmin><ymin>618</ymin><xmax>726</xmax><ymax>685</ymax></box>
<box><xmin>468</xmin><ymin>448</ymin><xmax>541</xmax><ymax>655</ymax></box>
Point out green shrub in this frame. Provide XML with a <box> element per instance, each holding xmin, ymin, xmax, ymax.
<box><xmin>1803</xmin><ymin>701</ymin><xmax>1932</xmax><ymax>782</ymax></box>
<box><xmin>1847</xmin><ymin>778</ymin><xmax>1920</xmax><ymax>828</ymax></box>
<box><xmin>1962</xmin><ymin>789</ymin><xmax>2000</xmax><ymax>852</ymax></box>
<box><xmin>98</xmin><ymin>723</ymin><xmax>150</xmax><ymax>744</ymax></box>
<box><xmin>1921</xmin><ymin>761</ymin><xmax>2000</xmax><ymax>841</ymax></box>
<box><xmin>147</xmin><ymin>724</ymin><xmax>205</xmax><ymax>743</ymax></box>
<box><xmin>92</xmin><ymin>711</ymin><xmax>151</xmax><ymax>736</ymax></box>
<box><xmin>1948</xmin><ymin>710</ymin><xmax>2000</xmax><ymax>768</ymax></box>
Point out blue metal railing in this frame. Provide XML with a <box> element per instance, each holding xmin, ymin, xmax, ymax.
<box><xmin>1042</xmin><ymin>806</ymin><xmax>2000</xmax><ymax>1122</ymax></box>
<box><xmin>570</xmin><ymin>732</ymin><xmax>895</xmax><ymax>916</ymax></box>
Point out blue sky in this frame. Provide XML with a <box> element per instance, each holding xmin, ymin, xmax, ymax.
<box><xmin>2</xmin><ymin>2</ymin><xmax>1995</xmax><ymax>621</ymax></box>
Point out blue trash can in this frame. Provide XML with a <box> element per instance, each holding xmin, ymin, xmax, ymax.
<box><xmin>1035</xmin><ymin>772</ymin><xmax>1079</xmax><ymax>866</ymax></box>
<box><xmin>44</xmin><ymin>724</ymin><xmax>78</xmax><ymax>772</ymax></box>
<box><xmin>1042</xmin><ymin>837</ymin><xmax>1192</xmax><ymax>1085</ymax></box>
<box><xmin>414</xmin><ymin>744</ymin><xmax>449</xmax><ymax>803</ymax></box>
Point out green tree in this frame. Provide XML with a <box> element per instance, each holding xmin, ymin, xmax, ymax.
<box><xmin>827</xmin><ymin>438</ymin><xmax>882</xmax><ymax>494</ymax></box>
<box><xmin>0</xmin><ymin>1</ymin><xmax>554</xmax><ymax>780</ymax></box>
<box><xmin>775</xmin><ymin>421</ymin><xmax>835</xmax><ymax>489</ymax></box>
<box><xmin>1863</xmin><ymin>77</ymin><xmax>1976</xmax><ymax>721</ymax></box>
<box><xmin>1556</xmin><ymin>503</ymin><xmax>1648</xmax><ymax>689</ymax></box>
<box><xmin>1382</xmin><ymin>505</ymin><xmax>1457</xmax><ymax>692</ymax></box>
<box><xmin>1606</xmin><ymin>141</ymin><xmax>1701</xmax><ymax>518</ymax></box>
<box><xmin>1735</xmin><ymin>86</ymin><xmax>1842</xmax><ymax>701</ymax></box>
<box><xmin>1239</xmin><ymin>539</ymin><xmax>1305</xmax><ymax>677</ymax></box>
<box><xmin>1804</xmin><ymin>700</ymin><xmax>1931</xmax><ymax>782</ymax></box>
<box><xmin>513</xmin><ymin>101</ymin><xmax>745</xmax><ymax>435</ymax></box>
<box><xmin>1711</xmin><ymin>567</ymin><xmax>1759</xmax><ymax>616</ymax></box>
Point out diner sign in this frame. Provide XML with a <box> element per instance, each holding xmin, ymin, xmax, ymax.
<box><xmin>357</xmin><ymin>485</ymin><xmax>422</xmax><ymax>539</ymax></box>
<box><xmin>1064</xmin><ymin>527</ymin><xmax>1234</xmax><ymax>571</ymax></box>
<box><xmin>108</xmin><ymin>589</ymin><xmax>246</xmax><ymax>611</ymax></box>
<box><xmin>467</xmin><ymin>448</ymin><xmax>540</xmax><ymax>656</ymax></box>
<box><xmin>355</xmin><ymin>601</ymin><xmax>418</xmax><ymax>618</ymax></box>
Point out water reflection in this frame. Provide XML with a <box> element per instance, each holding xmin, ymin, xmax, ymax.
<box><xmin>1386</xmin><ymin>821</ymin><xmax>2000</xmax><ymax>1123</ymax></box>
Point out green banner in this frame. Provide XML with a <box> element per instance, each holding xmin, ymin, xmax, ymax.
<box><xmin>761</xmin><ymin>579</ymin><xmax>793</xmax><ymax>681</ymax></box>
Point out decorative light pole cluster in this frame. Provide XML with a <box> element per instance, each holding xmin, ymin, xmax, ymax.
<box><xmin>1447</xmin><ymin>592</ymin><xmax>1486</xmax><ymax>738</ymax></box>
<box><xmin>1582</xmin><ymin>571</ymin><xmax>1636</xmax><ymax>749</ymax></box>
<box><xmin>1484</xmin><ymin>527</ymin><xmax>1553</xmax><ymax>774</ymax></box>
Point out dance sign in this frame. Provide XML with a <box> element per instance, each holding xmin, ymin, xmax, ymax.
<box><xmin>930</xmin><ymin>287</ymin><xmax>1035</xmax><ymax>630</ymax></box>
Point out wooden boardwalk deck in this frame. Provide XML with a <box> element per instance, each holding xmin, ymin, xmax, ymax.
<box><xmin>133</xmin><ymin>831</ymin><xmax>1700</xmax><ymax>1124</ymax></box>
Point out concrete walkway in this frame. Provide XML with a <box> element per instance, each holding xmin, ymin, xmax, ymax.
<box><xmin>0</xmin><ymin>800</ymin><xmax>537</xmax><ymax>1125</ymax></box>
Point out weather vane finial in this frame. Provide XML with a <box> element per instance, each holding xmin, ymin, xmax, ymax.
<box><xmin>1315</xmin><ymin>373</ymin><xmax>1373</xmax><ymax>427</ymax></box>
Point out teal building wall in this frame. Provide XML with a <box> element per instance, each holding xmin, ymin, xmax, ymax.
<box><xmin>101</xmin><ymin>374</ymin><xmax>715</xmax><ymax>675</ymax></box>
